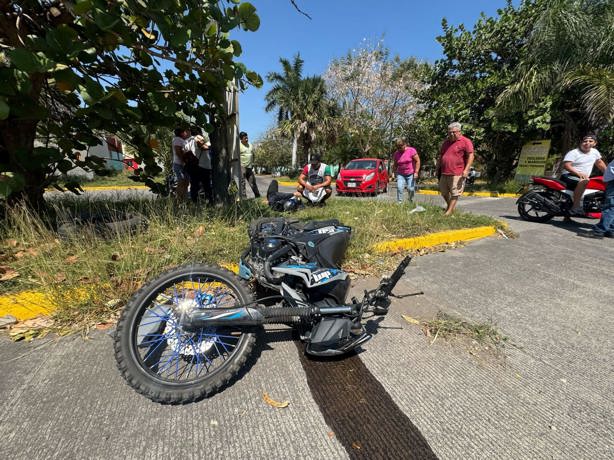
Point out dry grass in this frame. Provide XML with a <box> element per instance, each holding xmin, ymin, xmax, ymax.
<box><xmin>0</xmin><ymin>196</ymin><xmax>505</xmax><ymax>329</ymax></box>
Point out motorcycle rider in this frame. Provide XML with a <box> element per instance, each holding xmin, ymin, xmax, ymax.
<box><xmin>295</xmin><ymin>154</ymin><xmax>333</xmax><ymax>204</ymax></box>
<box><xmin>561</xmin><ymin>133</ymin><xmax>607</xmax><ymax>215</ymax></box>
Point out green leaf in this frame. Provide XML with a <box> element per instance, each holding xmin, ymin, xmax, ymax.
<box><xmin>46</xmin><ymin>25</ymin><xmax>79</xmax><ymax>54</ymax></box>
<box><xmin>8</xmin><ymin>48</ymin><xmax>43</xmax><ymax>73</ymax></box>
<box><xmin>169</xmin><ymin>28</ymin><xmax>190</xmax><ymax>48</ymax></box>
<box><xmin>14</xmin><ymin>70</ymin><xmax>32</xmax><ymax>94</ymax></box>
<box><xmin>238</xmin><ymin>3</ymin><xmax>260</xmax><ymax>31</ymax></box>
<box><xmin>246</xmin><ymin>71</ymin><xmax>263</xmax><ymax>88</ymax></box>
<box><xmin>79</xmin><ymin>78</ymin><xmax>105</xmax><ymax>105</ymax></box>
<box><xmin>0</xmin><ymin>97</ymin><xmax>9</xmax><ymax>120</ymax></box>
<box><xmin>73</xmin><ymin>0</ymin><xmax>93</xmax><ymax>15</ymax></box>
<box><xmin>230</xmin><ymin>40</ymin><xmax>242</xmax><ymax>56</ymax></box>
<box><xmin>53</xmin><ymin>68</ymin><xmax>80</xmax><ymax>92</ymax></box>
<box><xmin>93</xmin><ymin>10</ymin><xmax>121</xmax><ymax>30</ymax></box>
<box><xmin>57</xmin><ymin>159</ymin><xmax>74</xmax><ymax>174</ymax></box>
<box><xmin>206</xmin><ymin>21</ymin><xmax>218</xmax><ymax>37</ymax></box>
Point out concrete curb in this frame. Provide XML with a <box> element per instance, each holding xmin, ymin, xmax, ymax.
<box><xmin>417</xmin><ymin>189</ymin><xmax>518</xmax><ymax>198</ymax></box>
<box><xmin>277</xmin><ymin>181</ymin><xmax>517</xmax><ymax>198</ymax></box>
<box><xmin>372</xmin><ymin>226</ymin><xmax>497</xmax><ymax>253</ymax></box>
<box><xmin>0</xmin><ymin>290</ymin><xmax>55</xmax><ymax>321</ymax></box>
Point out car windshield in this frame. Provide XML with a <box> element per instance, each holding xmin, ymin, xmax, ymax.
<box><xmin>345</xmin><ymin>160</ymin><xmax>376</xmax><ymax>170</ymax></box>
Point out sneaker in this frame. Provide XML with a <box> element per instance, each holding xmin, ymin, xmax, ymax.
<box><xmin>577</xmin><ymin>231</ymin><xmax>604</xmax><ymax>239</ymax></box>
<box><xmin>604</xmin><ymin>232</ymin><xmax>614</xmax><ymax>238</ymax></box>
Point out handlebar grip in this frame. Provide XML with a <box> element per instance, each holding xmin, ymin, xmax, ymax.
<box><xmin>380</xmin><ymin>255</ymin><xmax>412</xmax><ymax>296</ymax></box>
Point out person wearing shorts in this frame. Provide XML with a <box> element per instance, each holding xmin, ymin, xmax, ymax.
<box><xmin>436</xmin><ymin>122</ymin><xmax>474</xmax><ymax>216</ymax></box>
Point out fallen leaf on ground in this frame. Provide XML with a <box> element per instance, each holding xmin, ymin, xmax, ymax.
<box><xmin>194</xmin><ymin>225</ymin><xmax>205</xmax><ymax>237</ymax></box>
<box><xmin>95</xmin><ymin>322</ymin><xmax>114</xmax><ymax>330</ymax></box>
<box><xmin>0</xmin><ymin>266</ymin><xmax>20</xmax><ymax>281</ymax></box>
<box><xmin>111</xmin><ymin>253</ymin><xmax>121</xmax><ymax>261</ymax></box>
<box><xmin>54</xmin><ymin>273</ymin><xmax>67</xmax><ymax>283</ymax></box>
<box><xmin>263</xmin><ymin>392</ymin><xmax>289</xmax><ymax>408</ymax></box>
<box><xmin>5</xmin><ymin>239</ymin><xmax>18</xmax><ymax>247</ymax></box>
<box><xmin>351</xmin><ymin>442</ymin><xmax>362</xmax><ymax>450</ymax></box>
<box><xmin>65</xmin><ymin>255</ymin><xmax>79</xmax><ymax>264</ymax></box>
<box><xmin>401</xmin><ymin>314</ymin><xmax>421</xmax><ymax>325</ymax></box>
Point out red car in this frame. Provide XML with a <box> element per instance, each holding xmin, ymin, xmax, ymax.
<box><xmin>336</xmin><ymin>158</ymin><xmax>389</xmax><ymax>196</ymax></box>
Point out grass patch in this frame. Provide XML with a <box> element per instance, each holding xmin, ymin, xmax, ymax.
<box><xmin>422</xmin><ymin>311</ymin><xmax>507</xmax><ymax>348</ymax></box>
<box><xmin>1</xmin><ymin>196</ymin><xmax>504</xmax><ymax>329</ymax></box>
<box><xmin>79</xmin><ymin>171</ymin><xmax>152</xmax><ymax>188</ymax></box>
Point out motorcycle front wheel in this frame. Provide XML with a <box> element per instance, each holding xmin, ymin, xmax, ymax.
<box><xmin>517</xmin><ymin>191</ymin><xmax>555</xmax><ymax>222</ymax></box>
<box><xmin>114</xmin><ymin>264</ymin><xmax>257</xmax><ymax>404</ymax></box>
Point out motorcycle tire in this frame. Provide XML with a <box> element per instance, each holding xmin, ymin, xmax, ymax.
<box><xmin>114</xmin><ymin>264</ymin><xmax>257</xmax><ymax>404</ymax></box>
<box><xmin>517</xmin><ymin>191</ymin><xmax>555</xmax><ymax>223</ymax></box>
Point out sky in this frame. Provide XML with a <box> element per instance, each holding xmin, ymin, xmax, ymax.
<box><xmin>232</xmin><ymin>0</ymin><xmax>518</xmax><ymax>141</ymax></box>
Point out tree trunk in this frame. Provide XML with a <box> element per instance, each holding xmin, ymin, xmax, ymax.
<box><xmin>291</xmin><ymin>132</ymin><xmax>298</xmax><ymax>169</ymax></box>
<box><xmin>209</xmin><ymin>84</ymin><xmax>242</xmax><ymax>204</ymax></box>
<box><xmin>0</xmin><ymin>118</ymin><xmax>47</xmax><ymax>213</ymax></box>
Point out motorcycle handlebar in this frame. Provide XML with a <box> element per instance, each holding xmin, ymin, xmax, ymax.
<box><xmin>379</xmin><ymin>255</ymin><xmax>412</xmax><ymax>297</ymax></box>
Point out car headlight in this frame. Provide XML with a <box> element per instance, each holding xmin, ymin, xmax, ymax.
<box><xmin>364</xmin><ymin>172</ymin><xmax>375</xmax><ymax>181</ymax></box>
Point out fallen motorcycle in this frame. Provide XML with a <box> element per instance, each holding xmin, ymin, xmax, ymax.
<box><xmin>517</xmin><ymin>175</ymin><xmax>605</xmax><ymax>222</ymax></box>
<box><xmin>114</xmin><ymin>218</ymin><xmax>412</xmax><ymax>403</ymax></box>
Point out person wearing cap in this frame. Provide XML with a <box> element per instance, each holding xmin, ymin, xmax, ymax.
<box><xmin>239</xmin><ymin>131</ymin><xmax>260</xmax><ymax>198</ymax></box>
<box><xmin>295</xmin><ymin>154</ymin><xmax>333</xmax><ymax>203</ymax></box>
<box><xmin>560</xmin><ymin>134</ymin><xmax>607</xmax><ymax>215</ymax></box>
<box><xmin>579</xmin><ymin>157</ymin><xmax>614</xmax><ymax>239</ymax></box>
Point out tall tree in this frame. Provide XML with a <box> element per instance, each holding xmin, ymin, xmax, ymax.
<box><xmin>498</xmin><ymin>0</ymin><xmax>614</xmax><ymax>147</ymax></box>
<box><xmin>264</xmin><ymin>54</ymin><xmax>303</xmax><ymax>168</ymax></box>
<box><xmin>415</xmin><ymin>1</ymin><xmax>550</xmax><ymax>181</ymax></box>
<box><xmin>0</xmin><ymin>0</ymin><xmax>262</xmax><ymax>210</ymax></box>
<box><xmin>324</xmin><ymin>41</ymin><xmax>425</xmax><ymax>160</ymax></box>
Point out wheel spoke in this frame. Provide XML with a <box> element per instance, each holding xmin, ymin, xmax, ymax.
<box><xmin>131</xmin><ymin>273</ymin><xmax>250</xmax><ymax>384</ymax></box>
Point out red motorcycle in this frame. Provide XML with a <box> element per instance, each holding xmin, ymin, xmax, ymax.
<box><xmin>517</xmin><ymin>176</ymin><xmax>605</xmax><ymax>222</ymax></box>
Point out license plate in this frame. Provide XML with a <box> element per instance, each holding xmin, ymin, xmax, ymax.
<box><xmin>347</xmin><ymin>182</ymin><xmax>357</xmax><ymax>188</ymax></box>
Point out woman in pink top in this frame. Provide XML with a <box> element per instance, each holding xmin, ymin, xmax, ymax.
<box><xmin>392</xmin><ymin>138</ymin><xmax>421</xmax><ymax>203</ymax></box>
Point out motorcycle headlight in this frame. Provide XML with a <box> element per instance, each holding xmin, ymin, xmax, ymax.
<box><xmin>364</xmin><ymin>172</ymin><xmax>375</xmax><ymax>181</ymax></box>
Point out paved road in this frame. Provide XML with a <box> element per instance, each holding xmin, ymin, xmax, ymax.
<box><xmin>2</xmin><ymin>181</ymin><xmax>613</xmax><ymax>459</ymax></box>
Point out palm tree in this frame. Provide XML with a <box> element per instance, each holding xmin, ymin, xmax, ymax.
<box><xmin>265</xmin><ymin>54</ymin><xmax>304</xmax><ymax>168</ymax></box>
<box><xmin>498</xmin><ymin>0</ymin><xmax>614</xmax><ymax>135</ymax></box>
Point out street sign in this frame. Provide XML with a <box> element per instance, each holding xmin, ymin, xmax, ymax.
<box><xmin>514</xmin><ymin>140</ymin><xmax>551</xmax><ymax>184</ymax></box>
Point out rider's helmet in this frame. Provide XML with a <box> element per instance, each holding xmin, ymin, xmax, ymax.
<box><xmin>283</xmin><ymin>197</ymin><xmax>300</xmax><ymax>212</ymax></box>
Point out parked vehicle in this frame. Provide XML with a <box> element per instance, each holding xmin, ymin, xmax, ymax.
<box><xmin>517</xmin><ymin>175</ymin><xmax>605</xmax><ymax>222</ymax></box>
<box><xmin>114</xmin><ymin>217</ymin><xmax>412</xmax><ymax>403</ymax></box>
<box><xmin>336</xmin><ymin>158</ymin><xmax>388</xmax><ymax>196</ymax></box>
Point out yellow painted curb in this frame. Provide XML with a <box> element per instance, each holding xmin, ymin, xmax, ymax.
<box><xmin>0</xmin><ymin>291</ymin><xmax>56</xmax><ymax>321</ymax></box>
<box><xmin>417</xmin><ymin>189</ymin><xmax>518</xmax><ymax>198</ymax></box>
<box><xmin>373</xmin><ymin>226</ymin><xmax>497</xmax><ymax>253</ymax></box>
<box><xmin>81</xmin><ymin>185</ymin><xmax>148</xmax><ymax>191</ymax></box>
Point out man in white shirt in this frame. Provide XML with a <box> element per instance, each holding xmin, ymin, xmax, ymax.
<box><xmin>172</xmin><ymin>127</ymin><xmax>190</xmax><ymax>200</ymax></box>
<box><xmin>560</xmin><ymin>133</ymin><xmax>606</xmax><ymax>215</ymax></box>
<box><xmin>185</xmin><ymin>127</ymin><xmax>213</xmax><ymax>204</ymax></box>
